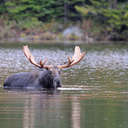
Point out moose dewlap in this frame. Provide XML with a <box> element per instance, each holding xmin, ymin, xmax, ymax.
<box><xmin>4</xmin><ymin>45</ymin><xmax>85</xmax><ymax>90</ymax></box>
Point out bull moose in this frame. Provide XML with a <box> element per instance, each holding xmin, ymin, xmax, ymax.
<box><xmin>4</xmin><ymin>45</ymin><xmax>85</xmax><ymax>90</ymax></box>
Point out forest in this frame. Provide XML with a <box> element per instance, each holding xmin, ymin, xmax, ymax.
<box><xmin>0</xmin><ymin>0</ymin><xmax>128</xmax><ymax>42</ymax></box>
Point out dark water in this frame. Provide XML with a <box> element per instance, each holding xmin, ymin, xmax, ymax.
<box><xmin>0</xmin><ymin>43</ymin><xmax>128</xmax><ymax>128</ymax></box>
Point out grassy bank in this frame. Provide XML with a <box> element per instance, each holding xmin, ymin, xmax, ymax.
<box><xmin>0</xmin><ymin>18</ymin><xmax>114</xmax><ymax>44</ymax></box>
<box><xmin>0</xmin><ymin>17</ymin><xmax>127</xmax><ymax>44</ymax></box>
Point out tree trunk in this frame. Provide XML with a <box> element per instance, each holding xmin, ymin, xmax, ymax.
<box><xmin>64</xmin><ymin>2</ymin><xmax>68</xmax><ymax>23</ymax></box>
<box><xmin>108</xmin><ymin>0</ymin><xmax>117</xmax><ymax>9</ymax></box>
<box><xmin>113</xmin><ymin>0</ymin><xmax>117</xmax><ymax>9</ymax></box>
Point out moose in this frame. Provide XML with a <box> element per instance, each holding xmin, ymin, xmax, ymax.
<box><xmin>4</xmin><ymin>45</ymin><xmax>85</xmax><ymax>90</ymax></box>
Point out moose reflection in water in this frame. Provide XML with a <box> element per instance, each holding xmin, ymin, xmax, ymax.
<box><xmin>4</xmin><ymin>45</ymin><xmax>85</xmax><ymax>90</ymax></box>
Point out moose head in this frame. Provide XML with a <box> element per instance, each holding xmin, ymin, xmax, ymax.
<box><xmin>4</xmin><ymin>45</ymin><xmax>85</xmax><ymax>90</ymax></box>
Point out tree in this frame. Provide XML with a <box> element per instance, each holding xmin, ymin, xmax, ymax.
<box><xmin>109</xmin><ymin>0</ymin><xmax>117</xmax><ymax>9</ymax></box>
<box><xmin>76</xmin><ymin>0</ymin><xmax>128</xmax><ymax>40</ymax></box>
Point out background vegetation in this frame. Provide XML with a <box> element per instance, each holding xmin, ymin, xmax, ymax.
<box><xmin>0</xmin><ymin>0</ymin><xmax>128</xmax><ymax>42</ymax></box>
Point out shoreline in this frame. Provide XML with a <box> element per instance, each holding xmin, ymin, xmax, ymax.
<box><xmin>0</xmin><ymin>38</ymin><xmax>126</xmax><ymax>45</ymax></box>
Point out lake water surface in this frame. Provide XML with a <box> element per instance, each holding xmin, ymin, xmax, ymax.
<box><xmin>0</xmin><ymin>43</ymin><xmax>128</xmax><ymax>128</ymax></box>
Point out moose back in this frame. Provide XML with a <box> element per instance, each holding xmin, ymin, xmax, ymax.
<box><xmin>3</xmin><ymin>45</ymin><xmax>85</xmax><ymax>90</ymax></box>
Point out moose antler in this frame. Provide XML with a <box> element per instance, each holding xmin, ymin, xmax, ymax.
<box><xmin>57</xmin><ymin>46</ymin><xmax>85</xmax><ymax>69</ymax></box>
<box><xmin>23</xmin><ymin>45</ymin><xmax>85</xmax><ymax>70</ymax></box>
<box><xmin>23</xmin><ymin>45</ymin><xmax>52</xmax><ymax>69</ymax></box>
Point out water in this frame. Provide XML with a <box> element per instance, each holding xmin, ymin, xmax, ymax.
<box><xmin>0</xmin><ymin>43</ymin><xmax>128</xmax><ymax>128</ymax></box>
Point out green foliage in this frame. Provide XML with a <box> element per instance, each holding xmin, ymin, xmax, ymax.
<box><xmin>0</xmin><ymin>0</ymin><xmax>85</xmax><ymax>22</ymax></box>
<box><xmin>0</xmin><ymin>1</ymin><xmax>6</xmax><ymax>15</ymax></box>
<box><xmin>4</xmin><ymin>0</ymin><xmax>65</xmax><ymax>22</ymax></box>
<box><xmin>0</xmin><ymin>0</ymin><xmax>128</xmax><ymax>40</ymax></box>
<box><xmin>75</xmin><ymin>6</ymin><xmax>89</xmax><ymax>16</ymax></box>
<box><xmin>17</xmin><ymin>17</ymin><xmax>42</xmax><ymax>29</ymax></box>
<box><xmin>76</xmin><ymin>0</ymin><xmax>128</xmax><ymax>39</ymax></box>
